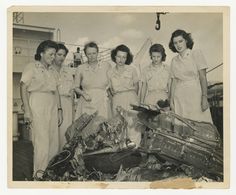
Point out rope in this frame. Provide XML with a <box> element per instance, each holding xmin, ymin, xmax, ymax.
<box><xmin>207</xmin><ymin>63</ymin><xmax>223</xmax><ymax>73</ymax></box>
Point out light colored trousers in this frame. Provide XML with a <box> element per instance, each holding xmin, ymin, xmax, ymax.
<box><xmin>29</xmin><ymin>92</ymin><xmax>59</xmax><ymax>174</ymax></box>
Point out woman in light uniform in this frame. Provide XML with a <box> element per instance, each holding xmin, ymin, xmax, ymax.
<box><xmin>52</xmin><ymin>43</ymin><xmax>75</xmax><ymax>151</ymax></box>
<box><xmin>169</xmin><ymin>29</ymin><xmax>212</xmax><ymax>123</ymax></box>
<box><xmin>20</xmin><ymin>40</ymin><xmax>63</xmax><ymax>175</ymax></box>
<box><xmin>140</xmin><ymin>44</ymin><xmax>170</xmax><ymax>105</ymax></box>
<box><xmin>108</xmin><ymin>44</ymin><xmax>141</xmax><ymax>147</ymax></box>
<box><xmin>74</xmin><ymin>42</ymin><xmax>111</xmax><ymax>120</ymax></box>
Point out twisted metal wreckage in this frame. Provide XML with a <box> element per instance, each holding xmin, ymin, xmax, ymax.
<box><xmin>34</xmin><ymin>99</ymin><xmax>223</xmax><ymax>182</ymax></box>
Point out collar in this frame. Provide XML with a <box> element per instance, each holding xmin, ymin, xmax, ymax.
<box><xmin>113</xmin><ymin>65</ymin><xmax>131</xmax><ymax>75</ymax></box>
<box><xmin>178</xmin><ymin>48</ymin><xmax>191</xmax><ymax>60</ymax></box>
<box><xmin>35</xmin><ymin>61</ymin><xmax>53</xmax><ymax>70</ymax></box>
<box><xmin>84</xmin><ymin>61</ymin><xmax>101</xmax><ymax>71</ymax></box>
<box><xmin>149</xmin><ymin>63</ymin><xmax>164</xmax><ymax>70</ymax></box>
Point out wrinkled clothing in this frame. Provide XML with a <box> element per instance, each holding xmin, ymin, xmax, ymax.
<box><xmin>112</xmin><ymin>91</ymin><xmax>138</xmax><ymax>115</ymax></box>
<box><xmin>74</xmin><ymin>61</ymin><xmax>111</xmax><ymax>119</ymax></box>
<box><xmin>52</xmin><ymin>65</ymin><xmax>75</xmax><ymax>150</ymax></box>
<box><xmin>52</xmin><ymin>65</ymin><xmax>75</xmax><ymax>96</ymax></box>
<box><xmin>108</xmin><ymin>66</ymin><xmax>141</xmax><ymax>147</ymax></box>
<box><xmin>29</xmin><ymin>92</ymin><xmax>59</xmax><ymax>173</ymax></box>
<box><xmin>170</xmin><ymin>49</ymin><xmax>212</xmax><ymax>123</ymax></box>
<box><xmin>108</xmin><ymin>65</ymin><xmax>139</xmax><ymax>94</ymax></box>
<box><xmin>141</xmin><ymin>63</ymin><xmax>170</xmax><ymax>104</ymax></box>
<box><xmin>20</xmin><ymin>62</ymin><xmax>57</xmax><ymax>92</ymax></box>
<box><xmin>75</xmin><ymin>88</ymin><xmax>109</xmax><ymax>119</ymax></box>
<box><xmin>21</xmin><ymin>62</ymin><xmax>59</xmax><ymax>174</ymax></box>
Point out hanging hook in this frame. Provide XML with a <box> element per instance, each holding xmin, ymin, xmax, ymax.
<box><xmin>155</xmin><ymin>12</ymin><xmax>168</xmax><ymax>31</ymax></box>
<box><xmin>155</xmin><ymin>13</ymin><xmax>161</xmax><ymax>30</ymax></box>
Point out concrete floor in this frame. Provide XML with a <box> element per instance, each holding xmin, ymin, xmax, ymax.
<box><xmin>13</xmin><ymin>140</ymin><xmax>33</xmax><ymax>181</ymax></box>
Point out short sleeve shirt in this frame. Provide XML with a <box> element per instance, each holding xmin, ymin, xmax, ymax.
<box><xmin>20</xmin><ymin>61</ymin><xmax>58</xmax><ymax>92</ymax></box>
<box><xmin>53</xmin><ymin>65</ymin><xmax>75</xmax><ymax>96</ymax></box>
<box><xmin>74</xmin><ymin>61</ymin><xmax>111</xmax><ymax>91</ymax></box>
<box><xmin>108</xmin><ymin>65</ymin><xmax>139</xmax><ymax>92</ymax></box>
<box><xmin>141</xmin><ymin>63</ymin><xmax>170</xmax><ymax>92</ymax></box>
<box><xmin>170</xmin><ymin>49</ymin><xmax>208</xmax><ymax>81</ymax></box>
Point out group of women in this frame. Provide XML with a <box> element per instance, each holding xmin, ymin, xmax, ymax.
<box><xmin>20</xmin><ymin>29</ymin><xmax>213</xmax><ymax>175</ymax></box>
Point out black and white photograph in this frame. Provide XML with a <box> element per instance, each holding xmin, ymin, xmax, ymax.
<box><xmin>8</xmin><ymin>6</ymin><xmax>229</xmax><ymax>188</ymax></box>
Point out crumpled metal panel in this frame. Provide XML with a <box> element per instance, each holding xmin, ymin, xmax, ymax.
<box><xmin>133</xmin><ymin>104</ymin><xmax>223</xmax><ymax>178</ymax></box>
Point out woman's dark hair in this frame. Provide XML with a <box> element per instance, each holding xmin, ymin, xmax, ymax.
<box><xmin>169</xmin><ymin>29</ymin><xmax>194</xmax><ymax>53</ymax></box>
<box><xmin>34</xmin><ymin>40</ymin><xmax>58</xmax><ymax>61</ymax></box>
<box><xmin>57</xmin><ymin>43</ymin><xmax>69</xmax><ymax>55</ymax></box>
<box><xmin>83</xmin><ymin>41</ymin><xmax>99</xmax><ymax>55</ymax></box>
<box><xmin>111</xmin><ymin>44</ymin><xmax>133</xmax><ymax>65</ymax></box>
<box><xmin>149</xmin><ymin>43</ymin><xmax>166</xmax><ymax>61</ymax></box>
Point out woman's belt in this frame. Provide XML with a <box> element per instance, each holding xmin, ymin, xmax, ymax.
<box><xmin>175</xmin><ymin>78</ymin><xmax>199</xmax><ymax>84</ymax></box>
<box><xmin>148</xmin><ymin>89</ymin><xmax>168</xmax><ymax>93</ymax></box>
<box><xmin>60</xmin><ymin>94</ymin><xmax>72</xmax><ymax>98</ymax></box>
<box><xmin>84</xmin><ymin>88</ymin><xmax>107</xmax><ymax>94</ymax></box>
<box><xmin>113</xmin><ymin>89</ymin><xmax>136</xmax><ymax>95</ymax></box>
<box><xmin>30</xmin><ymin>91</ymin><xmax>55</xmax><ymax>95</ymax></box>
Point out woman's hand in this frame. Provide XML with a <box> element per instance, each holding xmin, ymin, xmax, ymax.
<box><xmin>24</xmin><ymin>112</ymin><xmax>32</xmax><ymax>125</ymax></box>
<box><xmin>201</xmin><ymin>95</ymin><xmax>209</xmax><ymax>112</ymax></box>
<box><xmin>107</xmin><ymin>87</ymin><xmax>114</xmax><ymax>98</ymax></box>
<box><xmin>69</xmin><ymin>88</ymin><xmax>75</xmax><ymax>95</ymax></box>
<box><xmin>82</xmin><ymin>93</ymin><xmax>92</xmax><ymax>102</ymax></box>
<box><xmin>58</xmin><ymin>109</ymin><xmax>63</xmax><ymax>127</ymax></box>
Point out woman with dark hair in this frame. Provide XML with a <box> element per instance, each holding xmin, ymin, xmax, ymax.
<box><xmin>169</xmin><ymin>29</ymin><xmax>212</xmax><ymax>123</ymax></box>
<box><xmin>74</xmin><ymin>41</ymin><xmax>111</xmax><ymax>119</ymax></box>
<box><xmin>108</xmin><ymin>44</ymin><xmax>141</xmax><ymax>147</ymax></box>
<box><xmin>52</xmin><ymin>43</ymin><xmax>75</xmax><ymax>151</ymax></box>
<box><xmin>20</xmin><ymin>40</ymin><xmax>63</xmax><ymax>175</ymax></box>
<box><xmin>140</xmin><ymin>43</ymin><xmax>170</xmax><ymax>105</ymax></box>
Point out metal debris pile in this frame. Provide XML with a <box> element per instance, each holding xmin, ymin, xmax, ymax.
<box><xmin>35</xmin><ymin>104</ymin><xmax>223</xmax><ymax>182</ymax></box>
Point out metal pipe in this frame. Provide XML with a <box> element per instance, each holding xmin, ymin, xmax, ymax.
<box><xmin>56</xmin><ymin>28</ymin><xmax>61</xmax><ymax>42</ymax></box>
